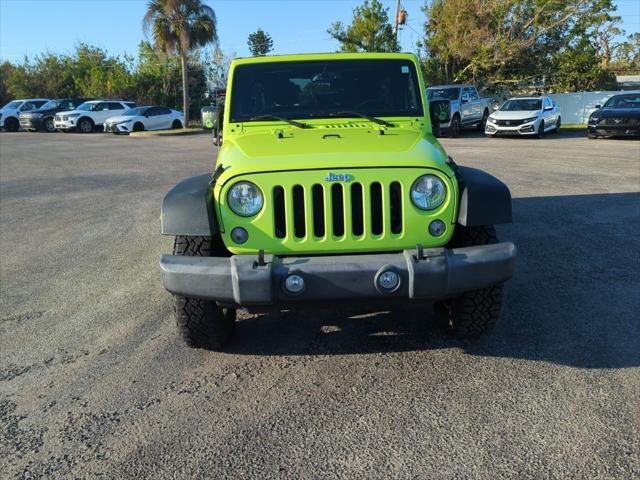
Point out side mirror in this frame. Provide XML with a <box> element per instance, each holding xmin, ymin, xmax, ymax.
<box><xmin>461</xmin><ymin>97</ymin><xmax>469</xmax><ymax>104</ymax></box>
<box><xmin>544</xmin><ymin>106</ymin><xmax>553</xmax><ymax>111</ymax></box>
<box><xmin>594</xmin><ymin>104</ymin><xmax>602</xmax><ymax>109</ymax></box>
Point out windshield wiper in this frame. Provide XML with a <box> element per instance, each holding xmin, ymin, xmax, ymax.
<box><xmin>249</xmin><ymin>114</ymin><xmax>310</xmax><ymax>129</ymax></box>
<box><xmin>330</xmin><ymin>111</ymin><xmax>394</xmax><ymax>127</ymax></box>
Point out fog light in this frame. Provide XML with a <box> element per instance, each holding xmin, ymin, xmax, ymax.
<box><xmin>429</xmin><ymin>220</ymin><xmax>446</xmax><ymax>237</ymax></box>
<box><xmin>284</xmin><ymin>274</ymin><xmax>305</xmax><ymax>295</ymax></box>
<box><xmin>230</xmin><ymin>227</ymin><xmax>249</xmax><ymax>244</ymax></box>
<box><xmin>377</xmin><ymin>270</ymin><xmax>400</xmax><ymax>292</ymax></box>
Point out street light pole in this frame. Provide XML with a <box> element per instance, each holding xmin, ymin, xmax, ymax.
<box><xmin>393</xmin><ymin>0</ymin><xmax>401</xmax><ymax>45</ymax></box>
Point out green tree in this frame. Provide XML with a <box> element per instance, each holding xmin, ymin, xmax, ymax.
<box><xmin>144</xmin><ymin>0</ymin><xmax>218</xmax><ymax>127</ymax></box>
<box><xmin>328</xmin><ymin>0</ymin><xmax>398</xmax><ymax>53</ymax></box>
<box><xmin>553</xmin><ymin>37</ymin><xmax>617</xmax><ymax>91</ymax></box>
<box><xmin>247</xmin><ymin>28</ymin><xmax>273</xmax><ymax>56</ymax></box>
<box><xmin>420</xmin><ymin>0</ymin><xmax>619</xmax><ymax>90</ymax></box>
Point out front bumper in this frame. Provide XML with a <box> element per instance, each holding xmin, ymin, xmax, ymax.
<box><xmin>19</xmin><ymin>117</ymin><xmax>43</xmax><ymax>130</ymax></box>
<box><xmin>104</xmin><ymin>123</ymin><xmax>130</xmax><ymax>134</ymax></box>
<box><xmin>54</xmin><ymin>118</ymin><xmax>77</xmax><ymax>130</ymax></box>
<box><xmin>588</xmin><ymin>124</ymin><xmax>640</xmax><ymax>137</ymax></box>
<box><xmin>485</xmin><ymin>121</ymin><xmax>537</xmax><ymax>136</ymax></box>
<box><xmin>160</xmin><ymin>243</ymin><xmax>516</xmax><ymax>307</ymax></box>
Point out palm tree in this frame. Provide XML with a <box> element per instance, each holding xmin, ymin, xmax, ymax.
<box><xmin>144</xmin><ymin>0</ymin><xmax>217</xmax><ymax>127</ymax></box>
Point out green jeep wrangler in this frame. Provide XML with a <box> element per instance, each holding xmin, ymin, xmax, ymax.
<box><xmin>160</xmin><ymin>53</ymin><xmax>516</xmax><ymax>350</ymax></box>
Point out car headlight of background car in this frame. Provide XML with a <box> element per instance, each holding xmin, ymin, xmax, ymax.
<box><xmin>227</xmin><ymin>181</ymin><xmax>264</xmax><ymax>217</ymax></box>
<box><xmin>68</xmin><ymin>113</ymin><xmax>80</xmax><ymax>118</ymax></box>
<box><xmin>31</xmin><ymin>113</ymin><xmax>43</xmax><ymax>119</ymax></box>
<box><xmin>411</xmin><ymin>175</ymin><xmax>447</xmax><ymax>210</ymax></box>
<box><xmin>487</xmin><ymin>116</ymin><xmax>496</xmax><ymax>124</ymax></box>
<box><xmin>523</xmin><ymin>116</ymin><xmax>538</xmax><ymax>123</ymax></box>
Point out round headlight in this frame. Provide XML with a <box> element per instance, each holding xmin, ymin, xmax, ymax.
<box><xmin>227</xmin><ymin>181</ymin><xmax>264</xmax><ymax>217</ymax></box>
<box><xmin>411</xmin><ymin>175</ymin><xmax>447</xmax><ymax>210</ymax></box>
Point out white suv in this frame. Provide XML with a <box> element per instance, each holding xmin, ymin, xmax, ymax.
<box><xmin>0</xmin><ymin>99</ymin><xmax>49</xmax><ymax>132</ymax></box>
<box><xmin>54</xmin><ymin>100</ymin><xmax>136</xmax><ymax>133</ymax></box>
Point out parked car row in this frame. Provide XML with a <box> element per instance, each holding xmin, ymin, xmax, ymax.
<box><xmin>0</xmin><ymin>98</ymin><xmax>184</xmax><ymax>134</ymax></box>
<box><xmin>427</xmin><ymin>84</ymin><xmax>639</xmax><ymax>140</ymax></box>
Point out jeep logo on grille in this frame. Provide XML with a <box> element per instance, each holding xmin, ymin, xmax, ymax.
<box><xmin>325</xmin><ymin>173</ymin><xmax>353</xmax><ymax>182</ymax></box>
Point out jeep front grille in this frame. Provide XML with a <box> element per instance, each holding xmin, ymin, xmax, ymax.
<box><xmin>271</xmin><ymin>181</ymin><xmax>403</xmax><ymax>239</ymax></box>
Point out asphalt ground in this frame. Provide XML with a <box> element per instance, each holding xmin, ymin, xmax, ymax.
<box><xmin>1</xmin><ymin>129</ymin><xmax>639</xmax><ymax>479</ymax></box>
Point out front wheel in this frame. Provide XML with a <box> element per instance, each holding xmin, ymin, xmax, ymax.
<box><xmin>77</xmin><ymin>118</ymin><xmax>93</xmax><ymax>133</ymax></box>
<box><xmin>537</xmin><ymin>120</ymin><xmax>545</xmax><ymax>139</ymax></box>
<box><xmin>435</xmin><ymin>225</ymin><xmax>503</xmax><ymax>338</ymax></box>
<box><xmin>450</xmin><ymin>115</ymin><xmax>461</xmax><ymax>138</ymax></box>
<box><xmin>173</xmin><ymin>236</ymin><xmax>236</xmax><ymax>350</ymax></box>
<box><xmin>132</xmin><ymin>122</ymin><xmax>144</xmax><ymax>132</ymax></box>
<box><xmin>43</xmin><ymin>117</ymin><xmax>56</xmax><ymax>133</ymax></box>
<box><xmin>477</xmin><ymin>110</ymin><xmax>489</xmax><ymax>132</ymax></box>
<box><xmin>171</xmin><ymin>119</ymin><xmax>183</xmax><ymax>129</ymax></box>
<box><xmin>4</xmin><ymin>117</ymin><xmax>19</xmax><ymax>132</ymax></box>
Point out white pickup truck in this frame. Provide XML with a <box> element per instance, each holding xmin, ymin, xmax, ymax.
<box><xmin>427</xmin><ymin>84</ymin><xmax>491</xmax><ymax>137</ymax></box>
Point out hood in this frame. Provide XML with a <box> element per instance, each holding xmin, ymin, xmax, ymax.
<box><xmin>594</xmin><ymin>107</ymin><xmax>640</xmax><ymax>119</ymax></box>
<box><xmin>21</xmin><ymin>108</ymin><xmax>57</xmax><ymax>116</ymax></box>
<box><xmin>491</xmin><ymin>110</ymin><xmax>541</xmax><ymax>120</ymax></box>
<box><xmin>105</xmin><ymin>115</ymin><xmax>135</xmax><ymax>124</ymax></box>
<box><xmin>216</xmin><ymin>125</ymin><xmax>452</xmax><ymax>185</ymax></box>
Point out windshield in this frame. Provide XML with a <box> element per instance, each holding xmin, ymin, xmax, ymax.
<box><xmin>39</xmin><ymin>100</ymin><xmax>60</xmax><ymax>110</ymax></box>
<box><xmin>77</xmin><ymin>102</ymin><xmax>100</xmax><ymax>111</ymax></box>
<box><xmin>427</xmin><ymin>88</ymin><xmax>460</xmax><ymax>101</ymax></box>
<box><xmin>123</xmin><ymin>107</ymin><xmax>147</xmax><ymax>116</ymax></box>
<box><xmin>3</xmin><ymin>101</ymin><xmax>23</xmax><ymax>109</ymax></box>
<box><xmin>229</xmin><ymin>59</ymin><xmax>423</xmax><ymax>123</ymax></box>
<box><xmin>500</xmin><ymin>99</ymin><xmax>542</xmax><ymax>111</ymax></box>
<box><xmin>604</xmin><ymin>94</ymin><xmax>640</xmax><ymax>108</ymax></box>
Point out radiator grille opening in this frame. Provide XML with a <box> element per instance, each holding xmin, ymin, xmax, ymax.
<box><xmin>390</xmin><ymin>181</ymin><xmax>402</xmax><ymax>234</ymax></box>
<box><xmin>312</xmin><ymin>184</ymin><xmax>325</xmax><ymax>238</ymax></box>
<box><xmin>331</xmin><ymin>183</ymin><xmax>345</xmax><ymax>237</ymax></box>
<box><xmin>370</xmin><ymin>182</ymin><xmax>383</xmax><ymax>235</ymax></box>
<box><xmin>273</xmin><ymin>186</ymin><xmax>286</xmax><ymax>238</ymax></box>
<box><xmin>351</xmin><ymin>183</ymin><xmax>364</xmax><ymax>236</ymax></box>
<box><xmin>292</xmin><ymin>185</ymin><xmax>305</xmax><ymax>238</ymax></box>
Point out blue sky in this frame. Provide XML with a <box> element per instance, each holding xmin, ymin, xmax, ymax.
<box><xmin>1</xmin><ymin>0</ymin><xmax>638</xmax><ymax>61</ymax></box>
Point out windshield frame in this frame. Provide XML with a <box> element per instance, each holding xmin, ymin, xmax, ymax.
<box><xmin>427</xmin><ymin>87</ymin><xmax>461</xmax><ymax>101</ymax></box>
<box><xmin>228</xmin><ymin>58</ymin><xmax>425</xmax><ymax>124</ymax></box>
<box><xmin>2</xmin><ymin>100</ymin><xmax>23</xmax><ymax>110</ymax></box>
<box><xmin>603</xmin><ymin>94</ymin><xmax>640</xmax><ymax>109</ymax></box>
<box><xmin>500</xmin><ymin>98</ymin><xmax>543</xmax><ymax>112</ymax></box>
<box><xmin>76</xmin><ymin>102</ymin><xmax>101</xmax><ymax>112</ymax></box>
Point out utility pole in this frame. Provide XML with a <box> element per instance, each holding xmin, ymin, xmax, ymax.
<box><xmin>393</xmin><ymin>0</ymin><xmax>401</xmax><ymax>43</ymax></box>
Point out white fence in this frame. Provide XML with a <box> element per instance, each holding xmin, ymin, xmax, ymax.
<box><xmin>548</xmin><ymin>90</ymin><xmax>640</xmax><ymax>125</ymax></box>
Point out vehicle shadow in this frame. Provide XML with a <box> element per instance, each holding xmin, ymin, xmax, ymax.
<box><xmin>229</xmin><ymin>192</ymin><xmax>640</xmax><ymax>369</ymax></box>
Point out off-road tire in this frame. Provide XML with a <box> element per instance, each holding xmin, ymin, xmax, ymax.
<box><xmin>172</xmin><ymin>120</ymin><xmax>183</xmax><ymax>129</ymax></box>
<box><xmin>450</xmin><ymin>115</ymin><xmax>461</xmax><ymax>138</ymax></box>
<box><xmin>43</xmin><ymin>117</ymin><xmax>56</xmax><ymax>133</ymax></box>
<box><xmin>77</xmin><ymin>118</ymin><xmax>93</xmax><ymax>133</ymax></box>
<box><xmin>477</xmin><ymin>109</ymin><xmax>489</xmax><ymax>132</ymax></box>
<box><xmin>173</xmin><ymin>235</ymin><xmax>236</xmax><ymax>350</ymax></box>
<box><xmin>435</xmin><ymin>225</ymin><xmax>503</xmax><ymax>338</ymax></box>
<box><xmin>4</xmin><ymin>117</ymin><xmax>19</xmax><ymax>132</ymax></box>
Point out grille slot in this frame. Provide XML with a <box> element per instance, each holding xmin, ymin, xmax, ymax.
<box><xmin>390</xmin><ymin>181</ymin><xmax>402</xmax><ymax>234</ymax></box>
<box><xmin>331</xmin><ymin>184</ymin><xmax>345</xmax><ymax>237</ymax></box>
<box><xmin>350</xmin><ymin>183</ymin><xmax>364</xmax><ymax>236</ymax></box>
<box><xmin>270</xmin><ymin>179</ymin><xmax>407</xmax><ymax>241</ymax></box>
<box><xmin>370</xmin><ymin>182</ymin><xmax>383</xmax><ymax>235</ymax></box>
<box><xmin>312</xmin><ymin>184</ymin><xmax>325</xmax><ymax>237</ymax></box>
<box><xmin>292</xmin><ymin>185</ymin><xmax>306</xmax><ymax>238</ymax></box>
<box><xmin>273</xmin><ymin>186</ymin><xmax>286</xmax><ymax>238</ymax></box>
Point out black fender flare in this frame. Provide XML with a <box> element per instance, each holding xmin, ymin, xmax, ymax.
<box><xmin>455</xmin><ymin>166</ymin><xmax>512</xmax><ymax>226</ymax></box>
<box><xmin>161</xmin><ymin>174</ymin><xmax>218</xmax><ymax>236</ymax></box>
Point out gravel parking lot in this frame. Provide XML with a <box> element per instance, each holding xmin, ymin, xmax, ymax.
<box><xmin>1</xmin><ymin>130</ymin><xmax>639</xmax><ymax>479</ymax></box>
